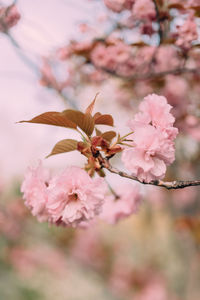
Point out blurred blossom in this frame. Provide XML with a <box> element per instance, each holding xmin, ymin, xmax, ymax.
<box><xmin>162</xmin><ymin>75</ymin><xmax>188</xmax><ymax>118</ymax></box>
<box><xmin>9</xmin><ymin>246</ymin><xmax>67</xmax><ymax>277</ymax></box>
<box><xmin>109</xmin><ymin>259</ymin><xmax>136</xmax><ymax>296</ymax></box>
<box><xmin>132</xmin><ymin>278</ymin><xmax>169</xmax><ymax>300</ymax></box>
<box><xmin>21</xmin><ymin>162</ymin><xmax>50</xmax><ymax>222</ymax></box>
<box><xmin>154</xmin><ymin>46</ymin><xmax>181</xmax><ymax>72</ymax></box>
<box><xmin>104</xmin><ymin>0</ymin><xmax>134</xmax><ymax>13</ymax></box>
<box><xmin>132</xmin><ymin>0</ymin><xmax>156</xmax><ymax>21</ymax></box>
<box><xmin>146</xmin><ymin>186</ymin><xmax>166</xmax><ymax>208</ymax></box>
<box><xmin>0</xmin><ymin>4</ymin><xmax>20</xmax><ymax>32</ymax></box>
<box><xmin>71</xmin><ymin>228</ymin><xmax>105</xmax><ymax>270</ymax></box>
<box><xmin>172</xmin><ymin>186</ymin><xmax>197</xmax><ymax>208</ymax></box>
<box><xmin>175</xmin><ymin>13</ymin><xmax>198</xmax><ymax>50</ymax></box>
<box><xmin>185</xmin><ymin>115</ymin><xmax>200</xmax><ymax>142</ymax></box>
<box><xmin>100</xmin><ymin>183</ymin><xmax>141</xmax><ymax>224</ymax></box>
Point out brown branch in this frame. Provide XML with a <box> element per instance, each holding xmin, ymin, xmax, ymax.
<box><xmin>152</xmin><ymin>0</ymin><xmax>163</xmax><ymax>45</ymax></box>
<box><xmin>100</xmin><ymin>66</ymin><xmax>200</xmax><ymax>81</ymax></box>
<box><xmin>98</xmin><ymin>156</ymin><xmax>200</xmax><ymax>190</ymax></box>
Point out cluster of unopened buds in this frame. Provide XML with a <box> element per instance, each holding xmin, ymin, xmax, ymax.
<box><xmin>18</xmin><ymin>93</ymin><xmax>183</xmax><ymax>228</ymax></box>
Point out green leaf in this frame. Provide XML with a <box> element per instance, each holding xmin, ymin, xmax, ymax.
<box><xmin>46</xmin><ymin>139</ymin><xmax>78</xmax><ymax>158</ymax></box>
<box><xmin>18</xmin><ymin>112</ymin><xmax>77</xmax><ymax>129</ymax></box>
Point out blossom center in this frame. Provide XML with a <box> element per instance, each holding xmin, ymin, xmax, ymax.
<box><xmin>68</xmin><ymin>192</ymin><xmax>78</xmax><ymax>201</ymax></box>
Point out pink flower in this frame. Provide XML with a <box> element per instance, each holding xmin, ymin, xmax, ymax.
<box><xmin>184</xmin><ymin>115</ymin><xmax>200</xmax><ymax>141</ymax></box>
<box><xmin>91</xmin><ymin>42</ymin><xmax>132</xmax><ymax>72</ymax></box>
<box><xmin>133</xmin><ymin>94</ymin><xmax>176</xmax><ymax>131</ymax></box>
<box><xmin>104</xmin><ymin>0</ymin><xmax>126</xmax><ymax>12</ymax></box>
<box><xmin>0</xmin><ymin>5</ymin><xmax>20</xmax><ymax>32</ymax></box>
<box><xmin>154</xmin><ymin>46</ymin><xmax>180</xmax><ymax>72</ymax></box>
<box><xmin>122</xmin><ymin>94</ymin><xmax>178</xmax><ymax>182</ymax></box>
<box><xmin>90</xmin><ymin>44</ymin><xmax>110</xmax><ymax>68</ymax></box>
<box><xmin>21</xmin><ymin>162</ymin><xmax>50</xmax><ymax>222</ymax></box>
<box><xmin>21</xmin><ymin>164</ymin><xmax>107</xmax><ymax>227</ymax></box>
<box><xmin>163</xmin><ymin>75</ymin><xmax>188</xmax><ymax>118</ymax></box>
<box><xmin>104</xmin><ymin>0</ymin><xmax>134</xmax><ymax>12</ymax></box>
<box><xmin>132</xmin><ymin>0</ymin><xmax>156</xmax><ymax>20</ymax></box>
<box><xmin>187</xmin><ymin>0</ymin><xmax>200</xmax><ymax>8</ymax></box>
<box><xmin>100</xmin><ymin>183</ymin><xmax>141</xmax><ymax>224</ymax></box>
<box><xmin>175</xmin><ymin>13</ymin><xmax>198</xmax><ymax>50</ymax></box>
<box><xmin>46</xmin><ymin>166</ymin><xmax>106</xmax><ymax>227</ymax></box>
<box><xmin>71</xmin><ymin>228</ymin><xmax>105</xmax><ymax>269</ymax></box>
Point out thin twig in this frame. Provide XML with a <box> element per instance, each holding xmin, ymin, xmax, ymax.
<box><xmin>106</xmin><ymin>180</ymin><xmax>120</xmax><ymax>200</ymax></box>
<box><xmin>98</xmin><ymin>155</ymin><xmax>200</xmax><ymax>190</ymax></box>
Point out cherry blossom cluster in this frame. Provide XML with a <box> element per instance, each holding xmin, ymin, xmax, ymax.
<box><xmin>34</xmin><ymin>0</ymin><xmax>200</xmax><ymax>140</ymax></box>
<box><xmin>21</xmin><ymin>163</ymin><xmax>141</xmax><ymax>227</ymax></box>
<box><xmin>104</xmin><ymin>0</ymin><xmax>156</xmax><ymax>20</ymax></box>
<box><xmin>91</xmin><ymin>42</ymin><xmax>135</xmax><ymax>76</ymax></box>
<box><xmin>175</xmin><ymin>12</ymin><xmax>198</xmax><ymax>51</ymax></box>
<box><xmin>0</xmin><ymin>4</ymin><xmax>20</xmax><ymax>32</ymax></box>
<box><xmin>20</xmin><ymin>93</ymin><xmax>179</xmax><ymax>228</ymax></box>
<box><xmin>122</xmin><ymin>94</ymin><xmax>178</xmax><ymax>182</ymax></box>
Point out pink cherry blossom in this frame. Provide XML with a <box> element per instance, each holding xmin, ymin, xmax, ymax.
<box><xmin>134</xmin><ymin>94</ymin><xmax>176</xmax><ymax>129</ymax></box>
<box><xmin>175</xmin><ymin>13</ymin><xmax>198</xmax><ymax>50</ymax></box>
<box><xmin>184</xmin><ymin>115</ymin><xmax>200</xmax><ymax>141</ymax></box>
<box><xmin>0</xmin><ymin>5</ymin><xmax>20</xmax><ymax>32</ymax></box>
<box><xmin>21</xmin><ymin>162</ymin><xmax>50</xmax><ymax>222</ymax></box>
<box><xmin>100</xmin><ymin>183</ymin><xmax>141</xmax><ymax>224</ymax></box>
<box><xmin>187</xmin><ymin>0</ymin><xmax>200</xmax><ymax>8</ymax></box>
<box><xmin>21</xmin><ymin>164</ymin><xmax>107</xmax><ymax>227</ymax></box>
<box><xmin>122</xmin><ymin>94</ymin><xmax>178</xmax><ymax>182</ymax></box>
<box><xmin>104</xmin><ymin>0</ymin><xmax>134</xmax><ymax>12</ymax></box>
<box><xmin>132</xmin><ymin>0</ymin><xmax>156</xmax><ymax>20</ymax></box>
<box><xmin>154</xmin><ymin>46</ymin><xmax>180</xmax><ymax>72</ymax></box>
<box><xmin>46</xmin><ymin>166</ymin><xmax>106</xmax><ymax>227</ymax></box>
<box><xmin>163</xmin><ymin>75</ymin><xmax>188</xmax><ymax>118</ymax></box>
<box><xmin>131</xmin><ymin>94</ymin><xmax>178</xmax><ymax>142</ymax></box>
<box><xmin>90</xmin><ymin>44</ymin><xmax>110</xmax><ymax>68</ymax></box>
<box><xmin>90</xmin><ymin>42</ymin><xmax>132</xmax><ymax>73</ymax></box>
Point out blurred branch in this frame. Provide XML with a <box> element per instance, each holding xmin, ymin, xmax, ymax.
<box><xmin>152</xmin><ymin>0</ymin><xmax>163</xmax><ymax>45</ymax></box>
<box><xmin>6</xmin><ymin>33</ymin><xmax>78</xmax><ymax>109</ymax></box>
<box><xmin>99</xmin><ymin>65</ymin><xmax>200</xmax><ymax>81</ymax></box>
<box><xmin>98</xmin><ymin>155</ymin><xmax>200</xmax><ymax>190</ymax></box>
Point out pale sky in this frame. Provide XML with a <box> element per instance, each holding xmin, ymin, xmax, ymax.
<box><xmin>0</xmin><ymin>0</ymin><xmax>97</xmax><ymax>182</ymax></box>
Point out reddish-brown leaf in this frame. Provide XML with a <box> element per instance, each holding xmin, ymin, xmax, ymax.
<box><xmin>19</xmin><ymin>111</ymin><xmax>77</xmax><ymax>129</ymax></box>
<box><xmin>95</xmin><ymin>128</ymin><xmax>102</xmax><ymax>136</ymax></box>
<box><xmin>83</xmin><ymin>113</ymin><xmax>95</xmax><ymax>136</ymax></box>
<box><xmin>85</xmin><ymin>93</ymin><xmax>99</xmax><ymax>115</ymax></box>
<box><xmin>101</xmin><ymin>131</ymin><xmax>116</xmax><ymax>141</ymax></box>
<box><xmin>46</xmin><ymin>139</ymin><xmax>78</xmax><ymax>158</ymax></box>
<box><xmin>93</xmin><ymin>112</ymin><xmax>102</xmax><ymax>121</ymax></box>
<box><xmin>62</xmin><ymin>109</ymin><xmax>94</xmax><ymax>136</ymax></box>
<box><xmin>94</xmin><ymin>114</ymin><xmax>114</xmax><ymax>126</ymax></box>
